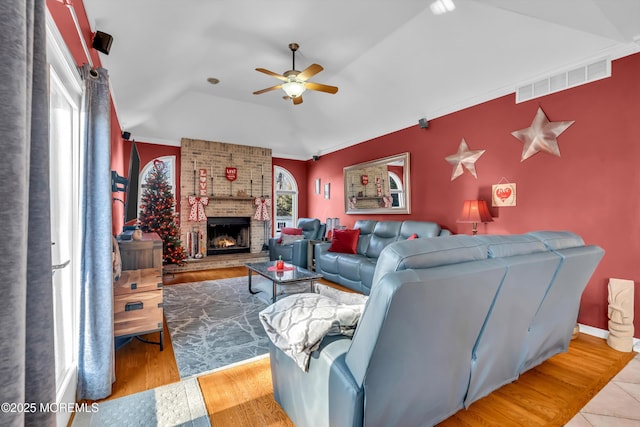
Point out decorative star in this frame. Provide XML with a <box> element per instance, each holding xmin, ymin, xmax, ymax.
<box><xmin>511</xmin><ymin>107</ymin><xmax>574</xmax><ymax>161</ymax></box>
<box><xmin>445</xmin><ymin>139</ymin><xmax>486</xmax><ymax>181</ymax></box>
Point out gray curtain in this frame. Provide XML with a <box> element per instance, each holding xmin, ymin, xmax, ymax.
<box><xmin>0</xmin><ymin>0</ymin><xmax>56</xmax><ymax>426</ymax></box>
<box><xmin>77</xmin><ymin>64</ymin><xmax>114</xmax><ymax>400</ymax></box>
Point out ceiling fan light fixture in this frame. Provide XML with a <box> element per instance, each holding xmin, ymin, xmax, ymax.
<box><xmin>282</xmin><ymin>80</ymin><xmax>306</xmax><ymax>98</ymax></box>
<box><xmin>430</xmin><ymin>0</ymin><xmax>455</xmax><ymax>15</ymax></box>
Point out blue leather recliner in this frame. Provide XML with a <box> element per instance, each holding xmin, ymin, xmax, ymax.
<box><xmin>269</xmin><ymin>231</ymin><xmax>604</xmax><ymax>426</ymax></box>
<box><xmin>268</xmin><ymin>218</ymin><xmax>325</xmax><ymax>268</ymax></box>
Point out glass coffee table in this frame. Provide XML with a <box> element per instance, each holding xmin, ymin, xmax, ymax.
<box><xmin>246</xmin><ymin>261</ymin><xmax>323</xmax><ymax>303</ymax></box>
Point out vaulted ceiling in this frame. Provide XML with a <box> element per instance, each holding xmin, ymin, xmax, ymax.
<box><xmin>83</xmin><ymin>0</ymin><xmax>640</xmax><ymax>159</ymax></box>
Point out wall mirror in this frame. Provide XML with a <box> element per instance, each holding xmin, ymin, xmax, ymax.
<box><xmin>344</xmin><ymin>152</ymin><xmax>411</xmax><ymax>214</ymax></box>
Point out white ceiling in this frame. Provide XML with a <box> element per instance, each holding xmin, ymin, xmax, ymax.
<box><xmin>82</xmin><ymin>0</ymin><xmax>640</xmax><ymax>160</ymax></box>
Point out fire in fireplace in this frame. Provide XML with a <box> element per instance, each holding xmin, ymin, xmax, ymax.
<box><xmin>207</xmin><ymin>217</ymin><xmax>251</xmax><ymax>255</ymax></box>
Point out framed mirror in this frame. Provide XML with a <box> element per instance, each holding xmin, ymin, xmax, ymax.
<box><xmin>344</xmin><ymin>152</ymin><xmax>411</xmax><ymax>214</ymax></box>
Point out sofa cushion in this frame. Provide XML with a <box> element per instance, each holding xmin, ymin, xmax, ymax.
<box><xmin>372</xmin><ymin>235</ymin><xmax>488</xmax><ymax>288</ymax></box>
<box><xmin>354</xmin><ymin>220</ymin><xmax>377</xmax><ymax>255</ymax></box>
<box><xmin>398</xmin><ymin>221</ymin><xmax>442</xmax><ymax>240</ymax></box>
<box><xmin>329</xmin><ymin>229</ymin><xmax>361</xmax><ymax>254</ymax></box>
<box><xmin>366</xmin><ymin>221</ymin><xmax>402</xmax><ymax>258</ymax></box>
<box><xmin>338</xmin><ymin>254</ymin><xmax>368</xmax><ymax>281</ymax></box>
<box><xmin>475</xmin><ymin>235</ymin><xmax>547</xmax><ymax>258</ymax></box>
<box><xmin>528</xmin><ymin>231</ymin><xmax>585</xmax><ymax>250</ymax></box>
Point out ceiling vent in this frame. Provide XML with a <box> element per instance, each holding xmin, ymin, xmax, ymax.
<box><xmin>516</xmin><ymin>58</ymin><xmax>610</xmax><ymax>103</ymax></box>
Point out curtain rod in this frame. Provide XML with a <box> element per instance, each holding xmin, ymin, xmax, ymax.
<box><xmin>63</xmin><ymin>0</ymin><xmax>93</xmax><ymax>68</ymax></box>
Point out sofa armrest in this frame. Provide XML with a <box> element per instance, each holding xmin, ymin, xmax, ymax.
<box><xmin>270</xmin><ymin>336</ymin><xmax>363</xmax><ymax>427</ymax></box>
<box><xmin>290</xmin><ymin>239</ymin><xmax>309</xmax><ymax>268</ymax></box>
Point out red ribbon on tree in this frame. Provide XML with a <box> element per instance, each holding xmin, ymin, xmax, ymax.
<box><xmin>253</xmin><ymin>197</ymin><xmax>271</xmax><ymax>221</ymax></box>
<box><xmin>188</xmin><ymin>195</ymin><xmax>209</xmax><ymax>222</ymax></box>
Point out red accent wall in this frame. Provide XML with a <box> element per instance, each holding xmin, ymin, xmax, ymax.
<box><xmin>47</xmin><ymin>0</ymin><xmax>128</xmax><ymax>235</ymax></box>
<box><xmin>307</xmin><ymin>53</ymin><xmax>640</xmax><ymax>335</ymax></box>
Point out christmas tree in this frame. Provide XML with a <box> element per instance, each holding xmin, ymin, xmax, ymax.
<box><xmin>138</xmin><ymin>160</ymin><xmax>186</xmax><ymax>265</ymax></box>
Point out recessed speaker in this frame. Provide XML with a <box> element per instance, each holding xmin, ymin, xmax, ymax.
<box><xmin>419</xmin><ymin>118</ymin><xmax>429</xmax><ymax>129</ymax></box>
<box><xmin>92</xmin><ymin>31</ymin><xmax>113</xmax><ymax>55</ymax></box>
<box><xmin>122</xmin><ymin>131</ymin><xmax>131</xmax><ymax>140</ymax></box>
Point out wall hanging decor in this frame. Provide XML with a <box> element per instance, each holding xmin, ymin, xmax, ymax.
<box><xmin>445</xmin><ymin>138</ymin><xmax>486</xmax><ymax>181</ymax></box>
<box><xmin>315</xmin><ymin>178</ymin><xmax>321</xmax><ymax>195</ymax></box>
<box><xmin>492</xmin><ymin>178</ymin><xmax>517</xmax><ymax>207</ymax></box>
<box><xmin>324</xmin><ymin>183</ymin><xmax>331</xmax><ymax>200</ymax></box>
<box><xmin>199</xmin><ymin>168</ymin><xmax>207</xmax><ymax>196</ymax></box>
<box><xmin>511</xmin><ymin>107</ymin><xmax>575</xmax><ymax>161</ymax></box>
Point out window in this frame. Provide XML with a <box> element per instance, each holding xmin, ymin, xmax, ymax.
<box><xmin>388</xmin><ymin>171</ymin><xmax>404</xmax><ymax>208</ymax></box>
<box><xmin>273</xmin><ymin>166</ymin><xmax>298</xmax><ymax>234</ymax></box>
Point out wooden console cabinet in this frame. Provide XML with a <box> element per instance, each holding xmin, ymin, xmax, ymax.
<box><xmin>114</xmin><ymin>232</ymin><xmax>164</xmax><ymax>350</ymax></box>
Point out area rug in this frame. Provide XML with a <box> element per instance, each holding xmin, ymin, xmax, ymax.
<box><xmin>71</xmin><ymin>378</ymin><xmax>209</xmax><ymax>427</ymax></box>
<box><xmin>163</xmin><ymin>276</ymin><xmax>309</xmax><ymax>378</ymax></box>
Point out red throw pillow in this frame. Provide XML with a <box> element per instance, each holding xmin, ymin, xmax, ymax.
<box><xmin>282</xmin><ymin>227</ymin><xmax>303</xmax><ymax>236</ymax></box>
<box><xmin>407</xmin><ymin>233</ymin><xmax>418</xmax><ymax>240</ymax></box>
<box><xmin>277</xmin><ymin>227</ymin><xmax>303</xmax><ymax>243</ymax></box>
<box><xmin>328</xmin><ymin>228</ymin><xmax>360</xmax><ymax>254</ymax></box>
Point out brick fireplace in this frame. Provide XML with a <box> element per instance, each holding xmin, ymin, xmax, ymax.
<box><xmin>178</xmin><ymin>139</ymin><xmax>273</xmax><ymax>268</ymax></box>
<box><xmin>207</xmin><ymin>216</ymin><xmax>251</xmax><ymax>255</ymax></box>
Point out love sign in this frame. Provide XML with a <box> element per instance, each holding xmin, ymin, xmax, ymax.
<box><xmin>225</xmin><ymin>167</ymin><xmax>237</xmax><ymax>182</ymax></box>
<box><xmin>492</xmin><ymin>183</ymin><xmax>516</xmax><ymax>207</ymax></box>
<box><xmin>199</xmin><ymin>168</ymin><xmax>208</xmax><ymax>196</ymax></box>
<box><xmin>361</xmin><ymin>175</ymin><xmax>369</xmax><ymax>185</ymax></box>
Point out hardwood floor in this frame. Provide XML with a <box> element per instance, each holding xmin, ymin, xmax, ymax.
<box><xmin>103</xmin><ymin>267</ymin><xmax>636</xmax><ymax>427</ymax></box>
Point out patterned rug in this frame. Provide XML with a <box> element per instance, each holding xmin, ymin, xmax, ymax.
<box><xmin>71</xmin><ymin>378</ymin><xmax>209</xmax><ymax>427</ymax></box>
<box><xmin>163</xmin><ymin>276</ymin><xmax>309</xmax><ymax>378</ymax></box>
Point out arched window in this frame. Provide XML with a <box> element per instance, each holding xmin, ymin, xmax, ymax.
<box><xmin>138</xmin><ymin>155</ymin><xmax>177</xmax><ymax>213</ymax></box>
<box><xmin>273</xmin><ymin>166</ymin><xmax>298</xmax><ymax>234</ymax></box>
<box><xmin>388</xmin><ymin>171</ymin><xmax>404</xmax><ymax>208</ymax></box>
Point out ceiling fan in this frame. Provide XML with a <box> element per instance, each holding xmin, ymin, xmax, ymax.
<box><xmin>253</xmin><ymin>43</ymin><xmax>338</xmax><ymax>105</ymax></box>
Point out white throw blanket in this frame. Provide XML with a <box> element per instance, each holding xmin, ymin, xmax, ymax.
<box><xmin>259</xmin><ymin>285</ymin><xmax>367</xmax><ymax>372</ymax></box>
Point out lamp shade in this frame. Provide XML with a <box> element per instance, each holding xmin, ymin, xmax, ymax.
<box><xmin>457</xmin><ymin>200</ymin><xmax>493</xmax><ymax>224</ymax></box>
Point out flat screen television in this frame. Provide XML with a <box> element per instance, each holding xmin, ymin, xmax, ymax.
<box><xmin>124</xmin><ymin>142</ymin><xmax>141</xmax><ymax>224</ymax></box>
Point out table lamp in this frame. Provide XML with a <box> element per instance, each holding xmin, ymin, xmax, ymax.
<box><xmin>457</xmin><ymin>200</ymin><xmax>493</xmax><ymax>235</ymax></box>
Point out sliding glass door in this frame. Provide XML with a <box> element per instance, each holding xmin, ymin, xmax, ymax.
<box><xmin>47</xmin><ymin>13</ymin><xmax>82</xmax><ymax>427</ymax></box>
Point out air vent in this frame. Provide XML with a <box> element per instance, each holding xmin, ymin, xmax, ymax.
<box><xmin>516</xmin><ymin>58</ymin><xmax>610</xmax><ymax>103</ymax></box>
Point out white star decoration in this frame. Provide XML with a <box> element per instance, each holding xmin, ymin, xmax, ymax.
<box><xmin>511</xmin><ymin>107</ymin><xmax>574</xmax><ymax>161</ymax></box>
<box><xmin>445</xmin><ymin>139</ymin><xmax>486</xmax><ymax>181</ymax></box>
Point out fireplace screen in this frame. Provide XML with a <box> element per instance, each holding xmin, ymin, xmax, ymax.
<box><xmin>207</xmin><ymin>217</ymin><xmax>251</xmax><ymax>255</ymax></box>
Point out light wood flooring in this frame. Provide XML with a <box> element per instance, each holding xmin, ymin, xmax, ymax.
<box><xmin>101</xmin><ymin>267</ymin><xmax>636</xmax><ymax>426</ymax></box>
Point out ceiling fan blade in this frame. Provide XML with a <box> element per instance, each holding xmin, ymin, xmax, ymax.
<box><xmin>293</xmin><ymin>96</ymin><xmax>303</xmax><ymax>105</ymax></box>
<box><xmin>255</xmin><ymin>68</ymin><xmax>288</xmax><ymax>82</ymax></box>
<box><xmin>297</xmin><ymin>64</ymin><xmax>323</xmax><ymax>81</ymax></box>
<box><xmin>253</xmin><ymin>84</ymin><xmax>283</xmax><ymax>95</ymax></box>
<box><xmin>305</xmin><ymin>81</ymin><xmax>339</xmax><ymax>94</ymax></box>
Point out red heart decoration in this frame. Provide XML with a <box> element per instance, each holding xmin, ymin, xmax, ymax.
<box><xmin>496</xmin><ymin>187</ymin><xmax>512</xmax><ymax>201</ymax></box>
<box><xmin>153</xmin><ymin>159</ymin><xmax>165</xmax><ymax>171</ymax></box>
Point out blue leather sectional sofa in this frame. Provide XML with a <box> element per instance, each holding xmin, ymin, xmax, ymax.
<box><xmin>270</xmin><ymin>231</ymin><xmax>604</xmax><ymax>427</ymax></box>
<box><xmin>315</xmin><ymin>220</ymin><xmax>450</xmax><ymax>294</ymax></box>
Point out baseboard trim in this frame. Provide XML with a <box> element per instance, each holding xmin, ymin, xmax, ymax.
<box><xmin>578</xmin><ymin>323</ymin><xmax>640</xmax><ymax>353</ymax></box>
